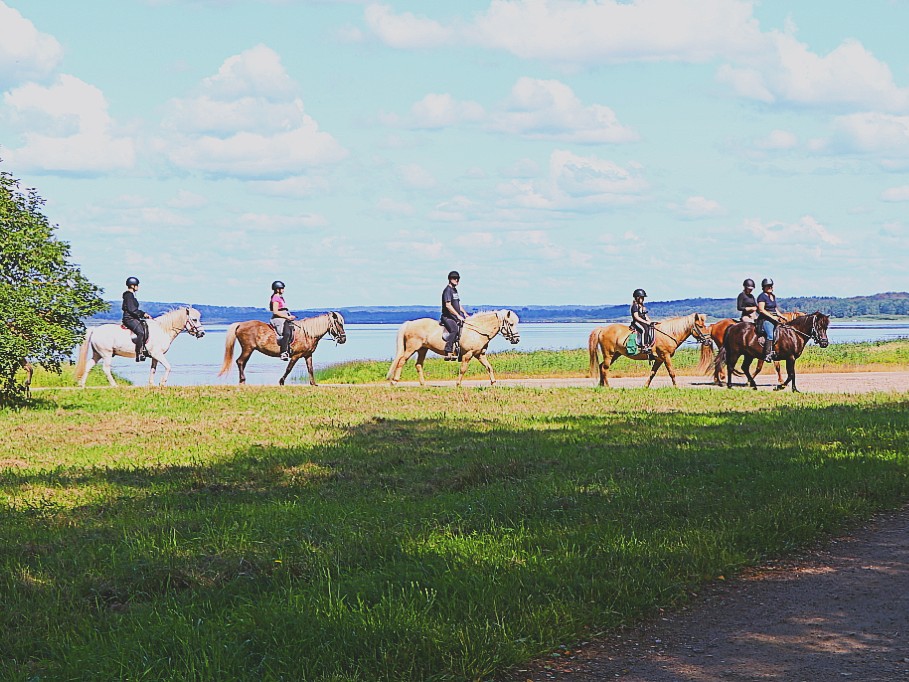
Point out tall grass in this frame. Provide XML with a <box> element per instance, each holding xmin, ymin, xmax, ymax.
<box><xmin>316</xmin><ymin>339</ymin><xmax>909</xmax><ymax>384</ymax></box>
<box><xmin>17</xmin><ymin>362</ymin><xmax>131</xmax><ymax>388</ymax></box>
<box><xmin>1</xmin><ymin>387</ymin><xmax>908</xmax><ymax>680</ymax></box>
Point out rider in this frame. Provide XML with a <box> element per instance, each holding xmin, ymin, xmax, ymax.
<box><xmin>122</xmin><ymin>276</ymin><xmax>152</xmax><ymax>362</ymax></box>
<box><xmin>630</xmin><ymin>288</ymin><xmax>655</xmax><ymax>356</ymax></box>
<box><xmin>269</xmin><ymin>280</ymin><xmax>296</xmax><ymax>361</ymax></box>
<box><xmin>756</xmin><ymin>277</ymin><xmax>785</xmax><ymax>361</ymax></box>
<box><xmin>441</xmin><ymin>270</ymin><xmax>467</xmax><ymax>361</ymax></box>
<box><xmin>737</xmin><ymin>278</ymin><xmax>758</xmax><ymax>323</ymax></box>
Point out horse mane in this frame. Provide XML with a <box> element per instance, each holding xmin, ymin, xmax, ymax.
<box><xmin>654</xmin><ymin>313</ymin><xmax>697</xmax><ymax>339</ymax></box>
<box><xmin>295</xmin><ymin>312</ymin><xmax>331</xmax><ymax>338</ymax></box>
<box><xmin>154</xmin><ymin>307</ymin><xmax>190</xmax><ymax>332</ymax></box>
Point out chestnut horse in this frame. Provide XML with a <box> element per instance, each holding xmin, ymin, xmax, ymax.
<box><xmin>701</xmin><ymin>311</ymin><xmax>802</xmax><ymax>385</ymax></box>
<box><xmin>587</xmin><ymin>313</ymin><xmax>709</xmax><ymax>387</ymax></box>
<box><xmin>386</xmin><ymin>310</ymin><xmax>520</xmax><ymax>387</ymax></box>
<box><xmin>219</xmin><ymin>312</ymin><xmax>346</xmax><ymax>385</ymax></box>
<box><xmin>720</xmin><ymin>312</ymin><xmax>829</xmax><ymax>391</ymax></box>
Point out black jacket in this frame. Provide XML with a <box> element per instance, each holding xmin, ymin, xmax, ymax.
<box><xmin>122</xmin><ymin>291</ymin><xmax>147</xmax><ymax>322</ymax></box>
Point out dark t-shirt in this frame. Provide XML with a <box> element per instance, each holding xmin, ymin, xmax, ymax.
<box><xmin>630</xmin><ymin>302</ymin><xmax>649</xmax><ymax>327</ymax></box>
<box><xmin>442</xmin><ymin>284</ymin><xmax>462</xmax><ymax>319</ymax></box>
<box><xmin>757</xmin><ymin>291</ymin><xmax>777</xmax><ymax>319</ymax></box>
<box><xmin>121</xmin><ymin>291</ymin><xmax>146</xmax><ymax>322</ymax></box>
<box><xmin>737</xmin><ymin>292</ymin><xmax>757</xmax><ymax>313</ymax></box>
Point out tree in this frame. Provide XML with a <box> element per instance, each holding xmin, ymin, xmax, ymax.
<box><xmin>0</xmin><ymin>166</ymin><xmax>107</xmax><ymax>403</ymax></box>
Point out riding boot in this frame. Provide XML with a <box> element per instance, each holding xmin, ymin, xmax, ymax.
<box><xmin>763</xmin><ymin>338</ymin><xmax>773</xmax><ymax>362</ymax></box>
<box><xmin>135</xmin><ymin>344</ymin><xmax>146</xmax><ymax>362</ymax></box>
<box><xmin>280</xmin><ymin>337</ymin><xmax>290</xmax><ymax>361</ymax></box>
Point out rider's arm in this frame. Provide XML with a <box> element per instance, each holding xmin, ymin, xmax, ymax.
<box><xmin>445</xmin><ymin>301</ymin><xmax>464</xmax><ymax>320</ymax></box>
<box><xmin>270</xmin><ymin>300</ymin><xmax>295</xmax><ymax>320</ymax></box>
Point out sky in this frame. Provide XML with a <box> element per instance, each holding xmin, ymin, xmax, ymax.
<box><xmin>1</xmin><ymin>0</ymin><xmax>907</xmax><ymax>309</ymax></box>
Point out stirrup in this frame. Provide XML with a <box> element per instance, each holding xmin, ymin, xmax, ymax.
<box><xmin>280</xmin><ymin>352</ymin><xmax>290</xmax><ymax>361</ymax></box>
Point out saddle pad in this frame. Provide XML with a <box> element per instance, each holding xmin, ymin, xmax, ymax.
<box><xmin>625</xmin><ymin>332</ymin><xmax>638</xmax><ymax>355</ymax></box>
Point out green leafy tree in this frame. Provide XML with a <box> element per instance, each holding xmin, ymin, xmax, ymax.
<box><xmin>0</xmin><ymin>166</ymin><xmax>107</xmax><ymax>403</ymax></box>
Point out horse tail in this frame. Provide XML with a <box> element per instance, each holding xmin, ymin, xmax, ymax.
<box><xmin>696</xmin><ymin>340</ymin><xmax>716</xmax><ymax>374</ymax></box>
<box><xmin>218</xmin><ymin>323</ymin><xmax>239</xmax><ymax>376</ymax></box>
<box><xmin>714</xmin><ymin>345</ymin><xmax>727</xmax><ymax>377</ymax></box>
<box><xmin>74</xmin><ymin>328</ymin><xmax>92</xmax><ymax>382</ymax></box>
<box><xmin>386</xmin><ymin>323</ymin><xmax>407</xmax><ymax>380</ymax></box>
<box><xmin>587</xmin><ymin>328</ymin><xmax>601</xmax><ymax>378</ymax></box>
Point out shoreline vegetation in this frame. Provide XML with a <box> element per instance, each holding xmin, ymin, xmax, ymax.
<box><xmin>313</xmin><ymin>339</ymin><xmax>909</xmax><ymax>385</ymax></box>
<box><xmin>2</xmin><ymin>386</ymin><xmax>908</xmax><ymax>680</ymax></box>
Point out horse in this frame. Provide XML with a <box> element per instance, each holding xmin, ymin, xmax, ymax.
<box><xmin>587</xmin><ymin>313</ymin><xmax>709</xmax><ymax>387</ymax></box>
<box><xmin>386</xmin><ymin>310</ymin><xmax>520</xmax><ymax>387</ymax></box>
<box><xmin>218</xmin><ymin>312</ymin><xmax>346</xmax><ymax>385</ymax></box>
<box><xmin>702</xmin><ymin>311</ymin><xmax>803</xmax><ymax>385</ymax></box>
<box><xmin>74</xmin><ymin>307</ymin><xmax>206</xmax><ymax>388</ymax></box>
<box><xmin>719</xmin><ymin>312</ymin><xmax>830</xmax><ymax>392</ymax></box>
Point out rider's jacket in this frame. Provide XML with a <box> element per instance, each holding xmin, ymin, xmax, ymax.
<box><xmin>442</xmin><ymin>284</ymin><xmax>462</xmax><ymax>319</ymax></box>
<box><xmin>630</xmin><ymin>301</ymin><xmax>650</xmax><ymax>329</ymax></box>
<box><xmin>122</xmin><ymin>291</ymin><xmax>146</xmax><ymax>323</ymax></box>
<box><xmin>757</xmin><ymin>292</ymin><xmax>778</xmax><ymax>321</ymax></box>
<box><xmin>737</xmin><ymin>291</ymin><xmax>758</xmax><ymax>321</ymax></box>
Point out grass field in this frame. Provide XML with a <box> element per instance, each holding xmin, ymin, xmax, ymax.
<box><xmin>2</xmin><ymin>385</ymin><xmax>908</xmax><ymax>681</ymax></box>
<box><xmin>17</xmin><ymin>363</ymin><xmax>130</xmax><ymax>388</ymax></box>
<box><xmin>316</xmin><ymin>339</ymin><xmax>909</xmax><ymax>384</ymax></box>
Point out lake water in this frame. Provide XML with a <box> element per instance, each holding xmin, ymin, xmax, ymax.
<box><xmin>101</xmin><ymin>322</ymin><xmax>909</xmax><ymax>386</ymax></box>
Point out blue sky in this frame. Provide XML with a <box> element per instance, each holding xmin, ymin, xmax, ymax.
<box><xmin>1</xmin><ymin>0</ymin><xmax>907</xmax><ymax>308</ymax></box>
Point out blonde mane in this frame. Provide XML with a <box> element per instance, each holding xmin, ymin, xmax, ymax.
<box><xmin>654</xmin><ymin>313</ymin><xmax>698</xmax><ymax>342</ymax></box>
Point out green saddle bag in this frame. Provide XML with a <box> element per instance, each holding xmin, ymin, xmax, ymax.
<box><xmin>625</xmin><ymin>331</ymin><xmax>638</xmax><ymax>355</ymax></box>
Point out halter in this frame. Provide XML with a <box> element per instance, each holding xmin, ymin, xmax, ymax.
<box><xmin>653</xmin><ymin>314</ymin><xmax>709</xmax><ymax>348</ymax></box>
<box><xmin>463</xmin><ymin>312</ymin><xmax>519</xmax><ymax>343</ymax></box>
<box><xmin>326</xmin><ymin>312</ymin><xmax>346</xmax><ymax>344</ymax></box>
<box><xmin>780</xmin><ymin>313</ymin><xmax>825</xmax><ymax>345</ymax></box>
<box><xmin>182</xmin><ymin>309</ymin><xmax>205</xmax><ymax>338</ymax></box>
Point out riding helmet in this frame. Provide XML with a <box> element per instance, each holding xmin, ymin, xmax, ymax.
<box><xmin>633</xmin><ymin>288</ymin><xmax>647</xmax><ymax>299</ymax></box>
<box><xmin>743</xmin><ymin>278</ymin><xmax>755</xmax><ymax>288</ymax></box>
<box><xmin>125</xmin><ymin>276</ymin><xmax>140</xmax><ymax>287</ymax></box>
<box><xmin>448</xmin><ymin>271</ymin><xmax>460</xmax><ymax>280</ymax></box>
<box><xmin>761</xmin><ymin>278</ymin><xmax>774</xmax><ymax>288</ymax></box>
<box><xmin>272</xmin><ymin>280</ymin><xmax>286</xmax><ymax>291</ymax></box>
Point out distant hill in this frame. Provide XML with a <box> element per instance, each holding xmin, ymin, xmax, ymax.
<box><xmin>87</xmin><ymin>292</ymin><xmax>909</xmax><ymax>325</ymax></box>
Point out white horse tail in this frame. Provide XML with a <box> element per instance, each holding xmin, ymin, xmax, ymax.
<box><xmin>587</xmin><ymin>328</ymin><xmax>601</xmax><ymax>378</ymax></box>
<box><xmin>218</xmin><ymin>322</ymin><xmax>240</xmax><ymax>376</ymax></box>
<box><xmin>386</xmin><ymin>322</ymin><xmax>408</xmax><ymax>380</ymax></box>
<box><xmin>74</xmin><ymin>328</ymin><xmax>93</xmax><ymax>383</ymax></box>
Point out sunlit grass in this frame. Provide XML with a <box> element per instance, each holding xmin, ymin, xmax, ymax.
<box><xmin>1</xmin><ymin>386</ymin><xmax>908</xmax><ymax>680</ymax></box>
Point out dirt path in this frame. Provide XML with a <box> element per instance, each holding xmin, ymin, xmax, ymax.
<box><xmin>505</xmin><ymin>507</ymin><xmax>909</xmax><ymax>681</ymax></box>
<box><xmin>383</xmin><ymin>370</ymin><xmax>909</xmax><ymax>393</ymax></box>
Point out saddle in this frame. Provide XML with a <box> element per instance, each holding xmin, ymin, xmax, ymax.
<box><xmin>272</xmin><ymin>321</ymin><xmax>295</xmax><ymax>346</ymax></box>
<box><xmin>439</xmin><ymin>319</ymin><xmax>461</xmax><ymax>356</ymax></box>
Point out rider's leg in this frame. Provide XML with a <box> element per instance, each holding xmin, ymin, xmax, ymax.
<box><xmin>124</xmin><ymin>318</ymin><xmax>146</xmax><ymax>361</ymax></box>
<box><xmin>280</xmin><ymin>320</ymin><xmax>294</xmax><ymax>360</ymax></box>
<box><xmin>761</xmin><ymin>320</ymin><xmax>775</xmax><ymax>362</ymax></box>
<box><xmin>442</xmin><ymin>317</ymin><xmax>459</xmax><ymax>359</ymax></box>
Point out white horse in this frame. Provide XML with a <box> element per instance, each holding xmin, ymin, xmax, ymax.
<box><xmin>74</xmin><ymin>307</ymin><xmax>205</xmax><ymax>387</ymax></box>
<box><xmin>386</xmin><ymin>309</ymin><xmax>520</xmax><ymax>387</ymax></box>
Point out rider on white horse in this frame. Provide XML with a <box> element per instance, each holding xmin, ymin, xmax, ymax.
<box><xmin>122</xmin><ymin>276</ymin><xmax>152</xmax><ymax>361</ymax></box>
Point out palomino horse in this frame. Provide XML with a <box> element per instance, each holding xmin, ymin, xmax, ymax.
<box><xmin>720</xmin><ymin>312</ymin><xmax>830</xmax><ymax>392</ymax></box>
<box><xmin>219</xmin><ymin>312</ymin><xmax>346</xmax><ymax>385</ymax></box>
<box><xmin>386</xmin><ymin>310</ymin><xmax>520</xmax><ymax>387</ymax></box>
<box><xmin>74</xmin><ymin>307</ymin><xmax>206</xmax><ymax>387</ymax></box>
<box><xmin>587</xmin><ymin>313</ymin><xmax>709</xmax><ymax>387</ymax></box>
<box><xmin>701</xmin><ymin>312</ymin><xmax>802</xmax><ymax>385</ymax></box>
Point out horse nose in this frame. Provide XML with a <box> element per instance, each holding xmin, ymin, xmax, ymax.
<box><xmin>198</xmin><ymin>331</ymin><xmax>206</xmax><ymax>337</ymax></box>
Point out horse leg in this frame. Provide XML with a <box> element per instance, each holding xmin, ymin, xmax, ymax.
<box><xmin>148</xmin><ymin>358</ymin><xmax>158</xmax><ymax>386</ymax></box>
<box><xmin>741</xmin><ymin>357</ymin><xmax>757</xmax><ymax>389</ymax></box>
<box><xmin>663</xmin><ymin>356</ymin><xmax>679</xmax><ymax>387</ymax></box>
<box><xmin>775</xmin><ymin>361</ymin><xmax>784</xmax><ymax>387</ymax></box>
<box><xmin>236</xmin><ymin>347</ymin><xmax>255</xmax><ymax>385</ymax></box>
<box><xmin>598</xmin><ymin>352</ymin><xmax>620</xmax><ymax>387</ymax></box>
<box><xmin>305</xmin><ymin>355</ymin><xmax>317</xmax><ymax>386</ymax></box>
<box><xmin>79</xmin><ymin>352</ymin><xmax>100</xmax><ymax>388</ymax></box>
<box><xmin>279</xmin><ymin>354</ymin><xmax>302</xmax><ymax>386</ymax></box>
<box><xmin>456</xmin><ymin>352</ymin><xmax>474</xmax><ymax>387</ymax></box>
<box><xmin>101</xmin><ymin>355</ymin><xmax>118</xmax><ymax>387</ymax></box>
<box><xmin>645</xmin><ymin>358</ymin><xmax>665</xmax><ymax>387</ymax></box>
<box><xmin>476</xmin><ymin>351</ymin><xmax>495</xmax><ymax>386</ymax></box>
<box><xmin>153</xmin><ymin>355</ymin><xmax>172</xmax><ymax>387</ymax></box>
<box><xmin>414</xmin><ymin>348</ymin><xmax>428</xmax><ymax>386</ymax></box>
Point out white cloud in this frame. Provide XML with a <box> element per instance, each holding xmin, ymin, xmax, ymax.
<box><xmin>827</xmin><ymin>113</ymin><xmax>909</xmax><ymax>156</ymax></box>
<box><xmin>428</xmin><ymin>195</ymin><xmax>476</xmax><ymax>222</ymax></box>
<box><xmin>488</xmin><ymin>78</ymin><xmax>638</xmax><ymax>143</ymax></box>
<box><xmin>366</xmin><ymin>0</ymin><xmax>763</xmax><ymax>63</ymax></box>
<box><xmin>754</xmin><ymin>129</ymin><xmax>798</xmax><ymax>150</ymax></box>
<box><xmin>167</xmin><ymin>190</ymin><xmax>208</xmax><ymax>210</ymax></box>
<box><xmin>398</xmin><ymin>162</ymin><xmax>436</xmax><ymax>189</ymax></box>
<box><xmin>881</xmin><ymin>186</ymin><xmax>909</xmax><ymax>202</ymax></box>
<box><xmin>376</xmin><ymin>197</ymin><xmax>415</xmax><ymax>216</ymax></box>
<box><xmin>0</xmin><ymin>2</ymin><xmax>63</xmax><ymax>86</ymax></box>
<box><xmin>380</xmin><ymin>92</ymin><xmax>485</xmax><ymax>129</ymax></box>
<box><xmin>2</xmin><ymin>74</ymin><xmax>135</xmax><ymax>174</ymax></box>
<box><xmin>745</xmin><ymin>215</ymin><xmax>843</xmax><ymax>246</ymax></box>
<box><xmin>364</xmin><ymin>4</ymin><xmax>454</xmax><ymax>49</ymax></box>
<box><xmin>717</xmin><ymin>32</ymin><xmax>909</xmax><ymax>111</ymax></box>
<box><xmin>160</xmin><ymin>45</ymin><xmax>346</xmax><ymax>178</ymax></box>
<box><xmin>247</xmin><ymin>175</ymin><xmax>330</xmax><ymax>198</ymax></box>
<box><xmin>236</xmin><ymin>211</ymin><xmax>329</xmax><ymax>230</ymax></box>
<box><xmin>670</xmin><ymin>196</ymin><xmax>724</xmax><ymax>219</ymax></box>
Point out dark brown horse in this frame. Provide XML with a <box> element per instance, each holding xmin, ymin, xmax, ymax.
<box><xmin>720</xmin><ymin>312</ymin><xmax>829</xmax><ymax>392</ymax></box>
<box><xmin>702</xmin><ymin>312</ymin><xmax>802</xmax><ymax>385</ymax></box>
<box><xmin>219</xmin><ymin>312</ymin><xmax>346</xmax><ymax>385</ymax></box>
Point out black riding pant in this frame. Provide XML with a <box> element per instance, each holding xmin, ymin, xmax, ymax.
<box><xmin>442</xmin><ymin>317</ymin><xmax>461</xmax><ymax>353</ymax></box>
<box><xmin>632</xmin><ymin>321</ymin><xmax>654</xmax><ymax>348</ymax></box>
<box><xmin>122</xmin><ymin>318</ymin><xmax>147</xmax><ymax>353</ymax></box>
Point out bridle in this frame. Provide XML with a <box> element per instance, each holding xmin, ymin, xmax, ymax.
<box><xmin>326</xmin><ymin>312</ymin><xmax>346</xmax><ymax>344</ymax></box>
<box><xmin>653</xmin><ymin>314</ymin><xmax>709</xmax><ymax>348</ymax></box>
<box><xmin>181</xmin><ymin>308</ymin><xmax>205</xmax><ymax>337</ymax></box>
<box><xmin>463</xmin><ymin>312</ymin><xmax>520</xmax><ymax>343</ymax></box>
<box><xmin>779</xmin><ymin>313</ymin><xmax>827</xmax><ymax>346</ymax></box>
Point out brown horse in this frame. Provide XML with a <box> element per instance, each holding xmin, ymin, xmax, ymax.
<box><xmin>720</xmin><ymin>312</ymin><xmax>829</xmax><ymax>392</ymax></box>
<box><xmin>702</xmin><ymin>312</ymin><xmax>802</xmax><ymax>385</ymax></box>
<box><xmin>587</xmin><ymin>313</ymin><xmax>709</xmax><ymax>387</ymax></box>
<box><xmin>386</xmin><ymin>310</ymin><xmax>520</xmax><ymax>387</ymax></box>
<box><xmin>219</xmin><ymin>312</ymin><xmax>346</xmax><ymax>385</ymax></box>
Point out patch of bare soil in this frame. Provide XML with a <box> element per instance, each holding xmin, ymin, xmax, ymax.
<box><xmin>503</xmin><ymin>506</ymin><xmax>909</xmax><ymax>681</ymax></box>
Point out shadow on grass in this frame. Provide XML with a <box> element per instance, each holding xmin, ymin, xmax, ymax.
<box><xmin>1</xmin><ymin>401</ymin><xmax>908</xmax><ymax>681</ymax></box>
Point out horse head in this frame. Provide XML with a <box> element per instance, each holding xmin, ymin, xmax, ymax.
<box><xmin>183</xmin><ymin>307</ymin><xmax>206</xmax><ymax>338</ymax></box>
<box><xmin>691</xmin><ymin>313</ymin><xmax>711</xmax><ymax>345</ymax></box>
<box><xmin>328</xmin><ymin>311</ymin><xmax>347</xmax><ymax>344</ymax></box>
<box><xmin>499</xmin><ymin>310</ymin><xmax>520</xmax><ymax>344</ymax></box>
<box><xmin>809</xmin><ymin>311</ymin><xmax>830</xmax><ymax>348</ymax></box>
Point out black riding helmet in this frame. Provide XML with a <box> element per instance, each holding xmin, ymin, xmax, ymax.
<box><xmin>272</xmin><ymin>280</ymin><xmax>286</xmax><ymax>291</ymax></box>
<box><xmin>448</xmin><ymin>271</ymin><xmax>460</xmax><ymax>281</ymax></box>
<box><xmin>743</xmin><ymin>278</ymin><xmax>755</xmax><ymax>288</ymax></box>
<box><xmin>761</xmin><ymin>278</ymin><xmax>774</xmax><ymax>288</ymax></box>
<box><xmin>633</xmin><ymin>288</ymin><xmax>647</xmax><ymax>299</ymax></box>
<box><xmin>125</xmin><ymin>276</ymin><xmax>140</xmax><ymax>287</ymax></box>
